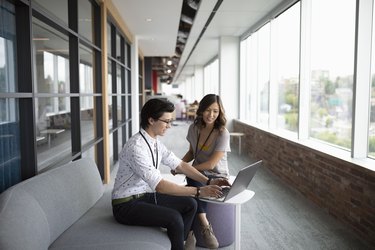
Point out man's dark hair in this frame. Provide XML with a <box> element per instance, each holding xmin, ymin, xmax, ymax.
<box><xmin>140</xmin><ymin>98</ymin><xmax>175</xmax><ymax>129</ymax></box>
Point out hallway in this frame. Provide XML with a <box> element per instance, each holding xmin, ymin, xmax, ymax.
<box><xmin>159</xmin><ymin>121</ymin><xmax>372</xmax><ymax>250</ymax></box>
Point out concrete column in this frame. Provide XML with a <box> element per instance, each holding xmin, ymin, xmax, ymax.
<box><xmin>131</xmin><ymin>37</ymin><xmax>139</xmax><ymax>135</ymax></box>
<box><xmin>194</xmin><ymin>65</ymin><xmax>204</xmax><ymax>99</ymax></box>
<box><xmin>219</xmin><ymin>36</ymin><xmax>240</xmax><ymax>131</ymax></box>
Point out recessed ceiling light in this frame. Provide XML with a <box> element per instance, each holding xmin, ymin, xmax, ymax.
<box><xmin>145</xmin><ymin>18</ymin><xmax>152</xmax><ymax>22</ymax></box>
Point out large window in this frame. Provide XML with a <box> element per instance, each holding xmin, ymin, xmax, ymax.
<box><xmin>0</xmin><ymin>0</ymin><xmax>21</xmax><ymax>192</ymax></box>
<box><xmin>0</xmin><ymin>28</ymin><xmax>17</xmax><ymax>92</ymax></box>
<box><xmin>79</xmin><ymin>45</ymin><xmax>94</xmax><ymax>94</ymax></box>
<box><xmin>78</xmin><ymin>0</ymin><xmax>93</xmax><ymax>42</ymax></box>
<box><xmin>370</xmin><ymin>2</ymin><xmax>375</xmax><ymax>158</ymax></box>
<box><xmin>26</xmin><ymin>0</ymin><xmax>101</xmax><ymax>173</ymax></box>
<box><xmin>0</xmin><ymin>0</ymin><xmax>110</xmax><ymax>192</ymax></box>
<box><xmin>309</xmin><ymin>0</ymin><xmax>355</xmax><ymax>149</ymax></box>
<box><xmin>241</xmin><ymin>35</ymin><xmax>258</xmax><ymax>122</ymax></box>
<box><xmin>107</xmin><ymin>21</ymin><xmax>132</xmax><ymax>167</ymax></box>
<box><xmin>240</xmin><ymin>0</ymin><xmax>374</xmax><ymax>163</ymax></box>
<box><xmin>240</xmin><ymin>23</ymin><xmax>271</xmax><ymax>127</ymax></box>
<box><xmin>272</xmin><ymin>3</ymin><xmax>300</xmax><ymax>132</ymax></box>
<box><xmin>33</xmin><ymin>18</ymin><xmax>72</xmax><ymax>170</ymax></box>
<box><xmin>108</xmin><ymin>59</ymin><xmax>113</xmax><ymax>129</ymax></box>
<box><xmin>257</xmin><ymin>23</ymin><xmax>271</xmax><ymax>127</ymax></box>
<box><xmin>79</xmin><ymin>43</ymin><xmax>98</xmax><ymax>148</ymax></box>
<box><xmin>33</xmin><ymin>0</ymin><xmax>68</xmax><ymax>25</ymax></box>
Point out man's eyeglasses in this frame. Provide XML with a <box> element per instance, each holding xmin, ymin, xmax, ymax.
<box><xmin>157</xmin><ymin>119</ymin><xmax>173</xmax><ymax>125</ymax></box>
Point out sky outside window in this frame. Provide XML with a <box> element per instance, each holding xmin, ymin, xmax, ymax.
<box><xmin>309</xmin><ymin>0</ymin><xmax>355</xmax><ymax>150</ymax></box>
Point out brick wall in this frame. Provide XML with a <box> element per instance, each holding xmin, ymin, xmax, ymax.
<box><xmin>233</xmin><ymin>120</ymin><xmax>375</xmax><ymax>246</ymax></box>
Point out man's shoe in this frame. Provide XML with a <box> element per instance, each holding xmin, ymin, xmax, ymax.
<box><xmin>201</xmin><ymin>224</ymin><xmax>219</xmax><ymax>249</ymax></box>
<box><xmin>184</xmin><ymin>230</ymin><xmax>196</xmax><ymax>250</ymax></box>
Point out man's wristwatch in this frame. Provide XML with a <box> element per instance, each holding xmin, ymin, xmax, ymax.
<box><xmin>195</xmin><ymin>187</ymin><xmax>201</xmax><ymax>198</ymax></box>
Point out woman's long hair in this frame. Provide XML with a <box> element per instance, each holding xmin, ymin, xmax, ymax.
<box><xmin>194</xmin><ymin>94</ymin><xmax>226</xmax><ymax>131</ymax></box>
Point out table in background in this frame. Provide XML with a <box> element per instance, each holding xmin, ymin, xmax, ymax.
<box><xmin>40</xmin><ymin>129</ymin><xmax>65</xmax><ymax>147</ymax></box>
<box><xmin>230</xmin><ymin>132</ymin><xmax>245</xmax><ymax>155</ymax></box>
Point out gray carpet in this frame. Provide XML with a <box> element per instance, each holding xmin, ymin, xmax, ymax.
<box><xmin>158</xmin><ymin>120</ymin><xmax>372</xmax><ymax>250</ymax></box>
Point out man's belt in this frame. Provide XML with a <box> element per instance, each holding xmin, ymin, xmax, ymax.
<box><xmin>112</xmin><ymin>193</ymin><xmax>146</xmax><ymax>206</ymax></box>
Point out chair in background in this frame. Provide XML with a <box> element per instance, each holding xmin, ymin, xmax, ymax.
<box><xmin>186</xmin><ymin>104</ymin><xmax>198</xmax><ymax>121</ymax></box>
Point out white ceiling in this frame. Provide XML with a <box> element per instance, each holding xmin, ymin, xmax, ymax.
<box><xmin>111</xmin><ymin>0</ymin><xmax>285</xmax><ymax>84</ymax></box>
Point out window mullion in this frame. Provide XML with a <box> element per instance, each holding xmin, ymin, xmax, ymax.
<box><xmin>269</xmin><ymin>20</ymin><xmax>278</xmax><ymax>130</ymax></box>
<box><xmin>298</xmin><ymin>0</ymin><xmax>312</xmax><ymax>140</ymax></box>
<box><xmin>352</xmin><ymin>0</ymin><xmax>373</xmax><ymax>158</ymax></box>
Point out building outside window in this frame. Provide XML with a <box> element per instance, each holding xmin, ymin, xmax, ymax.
<box><xmin>271</xmin><ymin>2</ymin><xmax>300</xmax><ymax>132</ymax></box>
<box><xmin>239</xmin><ymin>0</ymin><xmax>374</xmax><ymax>161</ymax></box>
<box><xmin>309</xmin><ymin>0</ymin><xmax>355</xmax><ymax>149</ymax></box>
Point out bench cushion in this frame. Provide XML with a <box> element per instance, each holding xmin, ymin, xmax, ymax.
<box><xmin>49</xmin><ymin>189</ymin><xmax>171</xmax><ymax>250</ymax></box>
<box><xmin>0</xmin><ymin>158</ymin><xmax>104</xmax><ymax>250</ymax></box>
<box><xmin>0</xmin><ymin>158</ymin><xmax>171</xmax><ymax>250</ymax></box>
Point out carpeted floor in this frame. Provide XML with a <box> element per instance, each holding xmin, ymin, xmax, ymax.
<box><xmin>157</xmin><ymin>120</ymin><xmax>372</xmax><ymax>250</ymax></box>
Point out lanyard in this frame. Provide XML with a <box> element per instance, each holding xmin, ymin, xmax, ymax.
<box><xmin>139</xmin><ymin>131</ymin><xmax>158</xmax><ymax>169</ymax></box>
<box><xmin>194</xmin><ymin>127</ymin><xmax>214</xmax><ymax>159</ymax></box>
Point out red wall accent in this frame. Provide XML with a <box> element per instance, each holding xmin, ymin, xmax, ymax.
<box><xmin>152</xmin><ymin>71</ymin><xmax>158</xmax><ymax>93</ymax></box>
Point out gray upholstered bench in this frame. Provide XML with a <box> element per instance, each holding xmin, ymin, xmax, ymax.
<box><xmin>0</xmin><ymin>158</ymin><xmax>170</xmax><ymax>250</ymax></box>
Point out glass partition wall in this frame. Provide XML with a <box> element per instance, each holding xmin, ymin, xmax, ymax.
<box><xmin>0</xmin><ymin>0</ymin><xmax>20</xmax><ymax>192</ymax></box>
<box><xmin>0</xmin><ymin>0</ymin><xmax>104</xmax><ymax>192</ymax></box>
<box><xmin>106</xmin><ymin>21</ymin><xmax>132</xmax><ymax>169</ymax></box>
<box><xmin>32</xmin><ymin>0</ymin><xmax>103</xmax><ymax>172</ymax></box>
<box><xmin>309</xmin><ymin>0</ymin><xmax>355</xmax><ymax>149</ymax></box>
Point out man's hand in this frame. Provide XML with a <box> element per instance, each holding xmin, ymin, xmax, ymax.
<box><xmin>210</xmin><ymin>178</ymin><xmax>231</xmax><ymax>187</ymax></box>
<box><xmin>199</xmin><ymin>185</ymin><xmax>223</xmax><ymax>198</ymax></box>
<box><xmin>170</xmin><ymin>168</ymin><xmax>182</xmax><ymax>175</ymax></box>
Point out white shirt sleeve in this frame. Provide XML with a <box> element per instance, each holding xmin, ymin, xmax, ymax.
<box><xmin>158</xmin><ymin>140</ymin><xmax>182</xmax><ymax>171</ymax></box>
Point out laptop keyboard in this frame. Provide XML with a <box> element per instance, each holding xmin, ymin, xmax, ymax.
<box><xmin>220</xmin><ymin>186</ymin><xmax>231</xmax><ymax>198</ymax></box>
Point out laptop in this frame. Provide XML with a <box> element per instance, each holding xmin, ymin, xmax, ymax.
<box><xmin>201</xmin><ymin>160</ymin><xmax>262</xmax><ymax>202</ymax></box>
